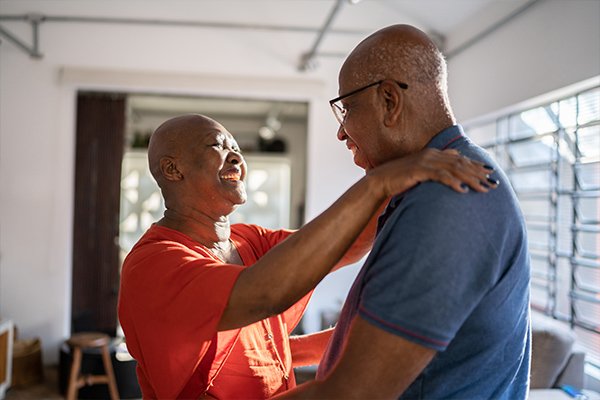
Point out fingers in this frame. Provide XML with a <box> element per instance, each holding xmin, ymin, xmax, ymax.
<box><xmin>430</xmin><ymin>149</ymin><xmax>499</xmax><ymax>194</ymax></box>
<box><xmin>452</xmin><ymin>157</ymin><xmax>499</xmax><ymax>193</ymax></box>
<box><xmin>375</xmin><ymin>148</ymin><xmax>499</xmax><ymax>197</ymax></box>
<box><xmin>431</xmin><ymin>169</ymin><xmax>470</xmax><ymax>193</ymax></box>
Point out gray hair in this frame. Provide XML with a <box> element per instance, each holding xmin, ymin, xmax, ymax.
<box><xmin>354</xmin><ymin>41</ymin><xmax>448</xmax><ymax>99</ymax></box>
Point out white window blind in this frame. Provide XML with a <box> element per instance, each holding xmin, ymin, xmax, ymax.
<box><xmin>465</xmin><ymin>85</ymin><xmax>600</xmax><ymax>368</ymax></box>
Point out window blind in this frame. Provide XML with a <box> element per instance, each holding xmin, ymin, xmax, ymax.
<box><xmin>465</xmin><ymin>85</ymin><xmax>600</xmax><ymax>368</ymax></box>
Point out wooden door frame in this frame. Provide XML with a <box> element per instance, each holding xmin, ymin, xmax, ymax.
<box><xmin>71</xmin><ymin>91</ymin><xmax>126</xmax><ymax>335</ymax></box>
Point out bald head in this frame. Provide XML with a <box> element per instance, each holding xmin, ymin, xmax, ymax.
<box><xmin>340</xmin><ymin>24</ymin><xmax>453</xmax><ymax>128</ymax></box>
<box><xmin>148</xmin><ymin>114</ymin><xmax>223</xmax><ymax>185</ymax></box>
<box><xmin>343</xmin><ymin>24</ymin><xmax>444</xmax><ymax>88</ymax></box>
<box><xmin>147</xmin><ymin>113</ymin><xmax>247</xmax><ymax>216</ymax></box>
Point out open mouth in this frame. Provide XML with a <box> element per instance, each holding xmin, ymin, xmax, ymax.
<box><xmin>220</xmin><ymin>171</ymin><xmax>242</xmax><ymax>181</ymax></box>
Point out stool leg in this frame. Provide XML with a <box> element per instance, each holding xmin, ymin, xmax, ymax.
<box><xmin>101</xmin><ymin>345</ymin><xmax>120</xmax><ymax>400</ymax></box>
<box><xmin>67</xmin><ymin>347</ymin><xmax>82</xmax><ymax>400</ymax></box>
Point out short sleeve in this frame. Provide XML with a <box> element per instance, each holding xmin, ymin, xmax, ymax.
<box><xmin>359</xmin><ymin>183</ymin><xmax>501</xmax><ymax>351</ymax></box>
<box><xmin>231</xmin><ymin>223</ymin><xmax>294</xmax><ymax>258</ymax></box>
<box><xmin>118</xmin><ymin>238</ymin><xmax>244</xmax><ymax>399</ymax></box>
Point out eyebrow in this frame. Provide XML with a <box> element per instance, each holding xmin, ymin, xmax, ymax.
<box><xmin>206</xmin><ymin>132</ymin><xmax>240</xmax><ymax>148</ymax></box>
<box><xmin>203</xmin><ymin>130</ymin><xmax>225</xmax><ymax>140</ymax></box>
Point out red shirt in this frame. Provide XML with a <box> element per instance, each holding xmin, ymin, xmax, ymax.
<box><xmin>118</xmin><ymin>224</ymin><xmax>310</xmax><ymax>399</ymax></box>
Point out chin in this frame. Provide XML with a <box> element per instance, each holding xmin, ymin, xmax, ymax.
<box><xmin>228</xmin><ymin>198</ymin><xmax>246</xmax><ymax>215</ymax></box>
<box><xmin>235</xmin><ymin>192</ymin><xmax>247</xmax><ymax>205</ymax></box>
<box><xmin>353</xmin><ymin>156</ymin><xmax>371</xmax><ymax>171</ymax></box>
<box><xmin>230</xmin><ymin>183</ymin><xmax>247</xmax><ymax>203</ymax></box>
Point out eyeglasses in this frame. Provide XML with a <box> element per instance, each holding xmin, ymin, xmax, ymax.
<box><xmin>329</xmin><ymin>79</ymin><xmax>408</xmax><ymax>125</ymax></box>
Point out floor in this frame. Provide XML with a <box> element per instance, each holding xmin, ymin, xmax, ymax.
<box><xmin>4</xmin><ymin>366</ymin><xmax>62</xmax><ymax>400</ymax></box>
<box><xmin>3</xmin><ymin>366</ymin><xmax>314</xmax><ymax>399</ymax></box>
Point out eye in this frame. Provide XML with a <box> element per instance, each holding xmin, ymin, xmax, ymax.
<box><xmin>224</xmin><ymin>139</ymin><xmax>241</xmax><ymax>153</ymax></box>
<box><xmin>210</xmin><ymin>142</ymin><xmax>224</xmax><ymax>149</ymax></box>
<box><xmin>339</xmin><ymin>102</ymin><xmax>349</xmax><ymax>114</ymax></box>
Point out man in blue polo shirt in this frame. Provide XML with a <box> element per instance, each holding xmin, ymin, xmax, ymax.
<box><xmin>277</xmin><ymin>24</ymin><xmax>531</xmax><ymax>400</ymax></box>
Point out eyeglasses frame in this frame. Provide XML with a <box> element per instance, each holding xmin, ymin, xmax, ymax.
<box><xmin>329</xmin><ymin>79</ymin><xmax>409</xmax><ymax>125</ymax></box>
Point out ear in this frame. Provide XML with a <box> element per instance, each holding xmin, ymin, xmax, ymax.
<box><xmin>378</xmin><ymin>80</ymin><xmax>404</xmax><ymax>127</ymax></box>
<box><xmin>159</xmin><ymin>157</ymin><xmax>183</xmax><ymax>181</ymax></box>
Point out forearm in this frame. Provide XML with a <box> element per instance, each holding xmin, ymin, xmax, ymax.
<box><xmin>219</xmin><ymin>174</ymin><xmax>387</xmax><ymax>330</ymax></box>
<box><xmin>290</xmin><ymin>328</ymin><xmax>335</xmax><ymax>367</ymax></box>
<box><xmin>275</xmin><ymin>316</ymin><xmax>436</xmax><ymax>399</ymax></box>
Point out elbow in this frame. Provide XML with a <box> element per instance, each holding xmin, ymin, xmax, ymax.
<box><xmin>257</xmin><ymin>285</ymin><xmax>299</xmax><ymax>318</ymax></box>
<box><xmin>236</xmin><ymin>268</ymin><xmax>308</xmax><ymax>320</ymax></box>
<box><xmin>237</xmin><ymin>292</ymin><xmax>290</xmax><ymax>323</ymax></box>
<box><xmin>262</xmin><ymin>292</ymin><xmax>294</xmax><ymax>317</ymax></box>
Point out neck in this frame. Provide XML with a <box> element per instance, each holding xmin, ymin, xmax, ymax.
<box><xmin>159</xmin><ymin>207</ymin><xmax>231</xmax><ymax>248</ymax></box>
<box><xmin>402</xmin><ymin>111</ymin><xmax>456</xmax><ymax>153</ymax></box>
<box><xmin>405</xmin><ymin>93</ymin><xmax>456</xmax><ymax>148</ymax></box>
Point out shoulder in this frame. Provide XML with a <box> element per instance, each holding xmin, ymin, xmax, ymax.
<box><xmin>121</xmin><ymin>226</ymin><xmax>216</xmax><ymax>284</ymax></box>
<box><xmin>394</xmin><ymin>152</ymin><xmax>518</xmax><ymax>227</ymax></box>
<box><xmin>374</xmin><ymin>183</ymin><xmax>479</xmax><ymax>260</ymax></box>
<box><xmin>379</xmin><ymin>174</ymin><xmax>524</xmax><ymax>255</ymax></box>
<box><xmin>125</xmin><ymin>225</ymin><xmax>200</xmax><ymax>260</ymax></box>
<box><xmin>232</xmin><ymin>223</ymin><xmax>294</xmax><ymax>235</ymax></box>
<box><xmin>231</xmin><ymin>223</ymin><xmax>294</xmax><ymax>248</ymax></box>
<box><xmin>231</xmin><ymin>223</ymin><xmax>278</xmax><ymax>237</ymax></box>
<box><xmin>371</xmin><ymin>176</ymin><xmax>527</xmax><ymax>285</ymax></box>
<box><xmin>393</xmin><ymin>181</ymin><xmax>479</xmax><ymax>223</ymax></box>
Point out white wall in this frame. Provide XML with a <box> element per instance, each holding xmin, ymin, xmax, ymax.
<box><xmin>1</xmin><ymin>0</ymin><xmax>598</xmax><ymax>365</ymax></box>
<box><xmin>447</xmin><ymin>0</ymin><xmax>600</xmax><ymax>122</ymax></box>
<box><xmin>0</xmin><ymin>0</ymin><xmax>364</xmax><ymax>363</ymax></box>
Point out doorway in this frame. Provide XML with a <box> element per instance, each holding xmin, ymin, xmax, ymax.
<box><xmin>72</xmin><ymin>91</ymin><xmax>309</xmax><ymax>335</ymax></box>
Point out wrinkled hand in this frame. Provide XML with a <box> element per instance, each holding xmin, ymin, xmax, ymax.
<box><xmin>369</xmin><ymin>148</ymin><xmax>498</xmax><ymax>198</ymax></box>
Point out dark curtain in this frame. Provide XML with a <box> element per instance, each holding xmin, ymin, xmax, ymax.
<box><xmin>72</xmin><ymin>92</ymin><xmax>125</xmax><ymax>335</ymax></box>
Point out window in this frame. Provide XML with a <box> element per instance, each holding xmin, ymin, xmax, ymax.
<box><xmin>464</xmin><ymin>85</ymin><xmax>600</xmax><ymax>369</ymax></box>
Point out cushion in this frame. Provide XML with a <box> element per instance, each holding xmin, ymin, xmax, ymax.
<box><xmin>530</xmin><ymin>313</ymin><xmax>575</xmax><ymax>389</ymax></box>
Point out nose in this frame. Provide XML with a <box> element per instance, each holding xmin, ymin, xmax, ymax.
<box><xmin>336</xmin><ymin>124</ymin><xmax>348</xmax><ymax>141</ymax></box>
<box><xmin>227</xmin><ymin>150</ymin><xmax>243</xmax><ymax>165</ymax></box>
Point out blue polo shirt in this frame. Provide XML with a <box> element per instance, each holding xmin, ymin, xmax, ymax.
<box><xmin>317</xmin><ymin>125</ymin><xmax>531</xmax><ymax>399</ymax></box>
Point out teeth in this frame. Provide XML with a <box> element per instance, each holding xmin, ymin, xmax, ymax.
<box><xmin>221</xmin><ymin>173</ymin><xmax>241</xmax><ymax>181</ymax></box>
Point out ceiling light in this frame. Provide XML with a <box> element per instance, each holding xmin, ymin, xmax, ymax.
<box><xmin>258</xmin><ymin>126</ymin><xmax>276</xmax><ymax>140</ymax></box>
<box><xmin>266</xmin><ymin>115</ymin><xmax>282</xmax><ymax>131</ymax></box>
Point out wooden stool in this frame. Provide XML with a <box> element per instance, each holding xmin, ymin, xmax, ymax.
<box><xmin>66</xmin><ymin>332</ymin><xmax>119</xmax><ymax>400</ymax></box>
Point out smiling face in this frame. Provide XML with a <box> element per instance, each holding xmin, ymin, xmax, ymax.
<box><xmin>334</xmin><ymin>70</ymin><xmax>406</xmax><ymax>171</ymax></box>
<box><xmin>334</xmin><ymin>79</ymin><xmax>383</xmax><ymax>170</ymax></box>
<box><xmin>334</xmin><ymin>24</ymin><xmax>456</xmax><ymax>170</ymax></box>
<box><xmin>183</xmin><ymin>120</ymin><xmax>248</xmax><ymax>210</ymax></box>
<box><xmin>149</xmin><ymin>114</ymin><xmax>248</xmax><ymax>218</ymax></box>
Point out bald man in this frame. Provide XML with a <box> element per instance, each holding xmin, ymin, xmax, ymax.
<box><xmin>277</xmin><ymin>25</ymin><xmax>531</xmax><ymax>399</ymax></box>
<box><xmin>118</xmin><ymin>114</ymin><xmax>494</xmax><ymax>399</ymax></box>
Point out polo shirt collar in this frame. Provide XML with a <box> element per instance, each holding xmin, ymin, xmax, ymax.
<box><xmin>377</xmin><ymin>125</ymin><xmax>466</xmax><ymax>231</ymax></box>
<box><xmin>425</xmin><ymin>124</ymin><xmax>466</xmax><ymax>150</ymax></box>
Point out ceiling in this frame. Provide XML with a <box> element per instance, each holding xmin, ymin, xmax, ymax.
<box><xmin>1</xmin><ymin>0</ymin><xmax>531</xmax><ymax>66</ymax></box>
<box><xmin>1</xmin><ymin>0</ymin><xmax>533</xmax><ymax>119</ymax></box>
<box><xmin>117</xmin><ymin>0</ymin><xmax>527</xmax><ymax>119</ymax></box>
<box><xmin>128</xmin><ymin>94</ymin><xmax>309</xmax><ymax>123</ymax></box>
